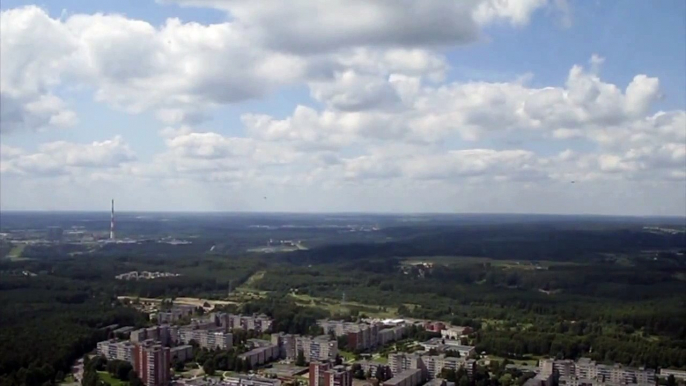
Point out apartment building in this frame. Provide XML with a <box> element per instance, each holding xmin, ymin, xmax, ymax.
<box><xmin>523</xmin><ymin>374</ymin><xmax>552</xmax><ymax>386</ymax></box>
<box><xmin>310</xmin><ymin>362</ymin><xmax>353</xmax><ymax>386</ymax></box>
<box><xmin>133</xmin><ymin>341</ymin><xmax>171</xmax><ymax>386</ymax></box>
<box><xmin>355</xmin><ymin>360</ymin><xmax>387</xmax><ymax>378</ymax></box>
<box><xmin>156</xmin><ymin>305</ymin><xmax>195</xmax><ymax>324</ymax></box>
<box><xmin>540</xmin><ymin>358</ymin><xmax>656</xmax><ymax>386</ymax></box>
<box><xmin>271</xmin><ymin>333</ymin><xmax>338</xmax><ymax>363</ymax></box>
<box><xmin>299</xmin><ymin>335</ymin><xmax>339</xmax><ymax>362</ymax></box>
<box><xmin>97</xmin><ymin>340</ymin><xmax>135</xmax><ymax>362</ymax></box>
<box><xmin>239</xmin><ymin>344</ymin><xmax>280</xmax><ymax>367</ymax></box>
<box><xmin>389</xmin><ymin>352</ymin><xmax>474</xmax><ymax>380</ymax></box>
<box><xmin>378</xmin><ymin>326</ymin><xmax>406</xmax><ymax>347</ymax></box>
<box><xmin>540</xmin><ymin>359</ymin><xmax>575</xmax><ymax>378</ymax></box>
<box><xmin>177</xmin><ymin>328</ymin><xmax>232</xmax><ymax>350</ymax></box>
<box><xmin>130</xmin><ymin>325</ymin><xmax>174</xmax><ymax>346</ymax></box>
<box><xmin>324</xmin><ymin>365</ymin><xmax>353</xmax><ymax>386</ymax></box>
<box><xmin>383</xmin><ymin>369</ymin><xmax>423</xmax><ymax>386</ymax></box>
<box><xmin>318</xmin><ymin>320</ymin><xmax>380</xmax><ymax>351</ymax></box>
<box><xmin>660</xmin><ymin>369</ymin><xmax>686</xmax><ymax>382</ymax></box>
<box><xmin>217</xmin><ymin>313</ymin><xmax>273</xmax><ymax>333</ymax></box>
<box><xmin>171</xmin><ymin>345</ymin><xmax>193</xmax><ymax>362</ymax></box>
<box><xmin>310</xmin><ymin>362</ymin><xmax>332</xmax><ymax>386</ymax></box>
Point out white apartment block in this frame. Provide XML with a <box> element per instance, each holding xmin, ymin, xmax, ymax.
<box><xmin>389</xmin><ymin>352</ymin><xmax>475</xmax><ymax>380</ymax></box>
<box><xmin>178</xmin><ymin>328</ymin><xmax>233</xmax><ymax>350</ymax></box>
<box><xmin>97</xmin><ymin>340</ymin><xmax>135</xmax><ymax>363</ymax></box>
<box><xmin>540</xmin><ymin>358</ymin><xmax>656</xmax><ymax>386</ymax></box>
<box><xmin>271</xmin><ymin>333</ymin><xmax>338</xmax><ymax>363</ymax></box>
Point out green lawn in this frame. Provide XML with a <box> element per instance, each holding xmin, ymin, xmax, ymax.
<box><xmin>289</xmin><ymin>293</ymin><xmax>398</xmax><ymax>318</ymax></box>
<box><xmin>97</xmin><ymin>371</ymin><xmax>129</xmax><ymax>386</ymax></box>
<box><xmin>6</xmin><ymin>244</ymin><xmax>30</xmax><ymax>261</ymax></box>
<box><xmin>339</xmin><ymin>350</ymin><xmax>356</xmax><ymax>361</ymax></box>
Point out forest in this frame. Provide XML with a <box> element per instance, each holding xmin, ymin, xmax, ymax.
<box><xmin>1</xmin><ymin>217</ymin><xmax>685</xmax><ymax>385</ymax></box>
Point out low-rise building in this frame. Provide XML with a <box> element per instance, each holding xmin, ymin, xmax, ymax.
<box><xmin>419</xmin><ymin>338</ymin><xmax>475</xmax><ymax>358</ymax></box>
<box><xmin>223</xmin><ymin>376</ymin><xmax>282</xmax><ymax>386</ymax></box>
<box><xmin>440</xmin><ymin>327</ymin><xmax>471</xmax><ymax>340</ymax></box>
<box><xmin>383</xmin><ymin>369</ymin><xmax>423</xmax><ymax>386</ymax></box>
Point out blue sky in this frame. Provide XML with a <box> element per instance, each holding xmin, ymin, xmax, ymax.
<box><xmin>1</xmin><ymin>0</ymin><xmax>685</xmax><ymax>214</ymax></box>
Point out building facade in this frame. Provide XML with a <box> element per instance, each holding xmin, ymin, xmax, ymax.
<box><xmin>272</xmin><ymin>333</ymin><xmax>338</xmax><ymax>363</ymax></box>
<box><xmin>540</xmin><ymin>358</ymin><xmax>656</xmax><ymax>386</ymax></box>
<box><xmin>383</xmin><ymin>369</ymin><xmax>423</xmax><ymax>386</ymax></box>
<box><xmin>97</xmin><ymin>340</ymin><xmax>135</xmax><ymax>363</ymax></box>
<box><xmin>133</xmin><ymin>341</ymin><xmax>171</xmax><ymax>386</ymax></box>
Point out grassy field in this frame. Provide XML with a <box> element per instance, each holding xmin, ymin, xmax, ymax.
<box><xmin>289</xmin><ymin>293</ymin><xmax>399</xmax><ymax>318</ymax></box>
<box><xmin>97</xmin><ymin>371</ymin><xmax>128</xmax><ymax>386</ymax></box>
<box><xmin>482</xmin><ymin>355</ymin><xmax>542</xmax><ymax>367</ymax></box>
<box><xmin>5</xmin><ymin>244</ymin><xmax>30</xmax><ymax>261</ymax></box>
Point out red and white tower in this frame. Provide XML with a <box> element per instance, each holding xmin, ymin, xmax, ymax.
<box><xmin>110</xmin><ymin>199</ymin><xmax>115</xmax><ymax>240</ymax></box>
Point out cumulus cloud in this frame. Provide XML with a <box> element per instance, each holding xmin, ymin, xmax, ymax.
<box><xmin>0</xmin><ymin>1</ymin><xmax>557</xmax><ymax>132</ymax></box>
<box><xmin>1</xmin><ymin>136</ymin><xmax>136</xmax><ymax>175</ymax></box>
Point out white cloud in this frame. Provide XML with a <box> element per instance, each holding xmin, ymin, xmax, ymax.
<box><xmin>1</xmin><ymin>136</ymin><xmax>136</xmax><ymax>175</ymax></box>
<box><xmin>0</xmin><ymin>7</ymin><xmax>79</xmax><ymax>132</ymax></box>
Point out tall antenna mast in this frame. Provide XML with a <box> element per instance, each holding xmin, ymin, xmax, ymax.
<box><xmin>110</xmin><ymin>199</ymin><xmax>115</xmax><ymax>240</ymax></box>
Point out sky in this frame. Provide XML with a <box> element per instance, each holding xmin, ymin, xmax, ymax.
<box><xmin>0</xmin><ymin>0</ymin><xmax>685</xmax><ymax>215</ymax></box>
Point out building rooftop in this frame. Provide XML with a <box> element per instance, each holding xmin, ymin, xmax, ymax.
<box><xmin>383</xmin><ymin>369</ymin><xmax>422</xmax><ymax>386</ymax></box>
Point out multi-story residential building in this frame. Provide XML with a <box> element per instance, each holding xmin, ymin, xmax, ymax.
<box><xmin>97</xmin><ymin>340</ymin><xmax>135</xmax><ymax>362</ymax></box>
<box><xmin>310</xmin><ymin>362</ymin><xmax>353</xmax><ymax>386</ymax></box>
<box><xmin>541</xmin><ymin>358</ymin><xmax>656</xmax><ymax>386</ymax></box>
<box><xmin>383</xmin><ymin>369</ymin><xmax>423</xmax><ymax>386</ymax></box>
<box><xmin>156</xmin><ymin>305</ymin><xmax>195</xmax><ymax>324</ymax></box>
<box><xmin>356</xmin><ymin>360</ymin><xmax>387</xmax><ymax>378</ymax></box>
<box><xmin>223</xmin><ymin>375</ymin><xmax>282</xmax><ymax>386</ymax></box>
<box><xmin>299</xmin><ymin>335</ymin><xmax>339</xmax><ymax>362</ymax></box>
<box><xmin>272</xmin><ymin>333</ymin><xmax>298</xmax><ymax>360</ymax></box>
<box><xmin>271</xmin><ymin>333</ymin><xmax>338</xmax><ymax>363</ymax></box>
<box><xmin>389</xmin><ymin>353</ymin><xmax>424</xmax><ymax>378</ymax></box>
<box><xmin>216</xmin><ymin>313</ymin><xmax>273</xmax><ymax>333</ymax></box>
<box><xmin>310</xmin><ymin>362</ymin><xmax>332</xmax><ymax>386</ymax></box>
<box><xmin>239</xmin><ymin>344</ymin><xmax>280</xmax><ymax>367</ymax></box>
<box><xmin>523</xmin><ymin>374</ymin><xmax>552</xmax><ymax>386</ymax></box>
<box><xmin>177</xmin><ymin>328</ymin><xmax>232</xmax><ymax>350</ymax></box>
<box><xmin>324</xmin><ymin>365</ymin><xmax>353</xmax><ymax>386</ymax></box>
<box><xmin>133</xmin><ymin>341</ymin><xmax>171</xmax><ymax>386</ymax></box>
<box><xmin>389</xmin><ymin>353</ymin><xmax>474</xmax><ymax>380</ymax></box>
<box><xmin>130</xmin><ymin>325</ymin><xmax>174</xmax><ymax>346</ymax></box>
<box><xmin>660</xmin><ymin>369</ymin><xmax>686</xmax><ymax>382</ymax></box>
<box><xmin>378</xmin><ymin>326</ymin><xmax>406</xmax><ymax>347</ymax></box>
<box><xmin>171</xmin><ymin>345</ymin><xmax>193</xmax><ymax>363</ymax></box>
<box><xmin>318</xmin><ymin>320</ymin><xmax>382</xmax><ymax>351</ymax></box>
